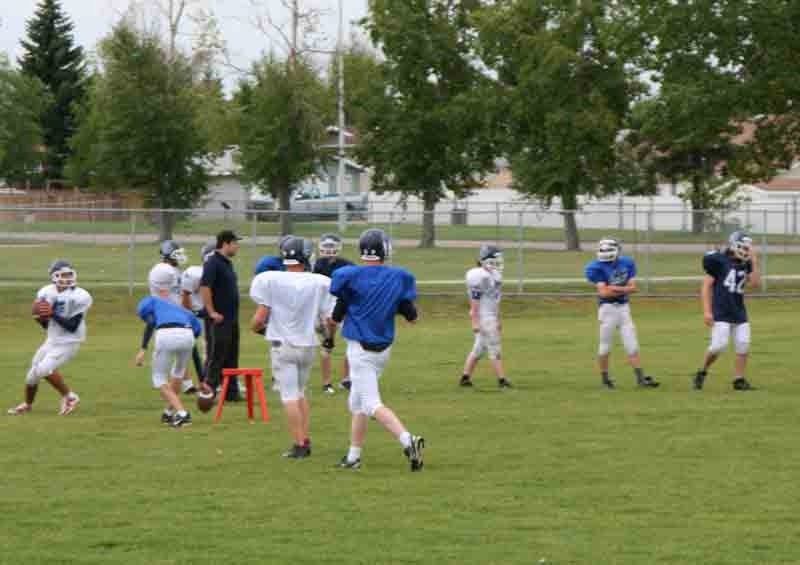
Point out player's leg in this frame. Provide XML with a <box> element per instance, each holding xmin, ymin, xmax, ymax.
<box><xmin>181</xmin><ymin>344</ymin><xmax>202</xmax><ymax>394</ymax></box>
<box><xmin>153</xmin><ymin>330</ymin><xmax>188</xmax><ymax>424</ymax></box>
<box><xmin>732</xmin><ymin>323</ymin><xmax>754</xmax><ymax>390</ymax></box>
<box><xmin>460</xmin><ymin>332</ymin><xmax>485</xmax><ymax>386</ymax></box>
<box><xmin>485</xmin><ymin>322</ymin><xmax>511</xmax><ymax>388</ymax></box>
<box><xmin>8</xmin><ymin>344</ymin><xmax>48</xmax><ymax>414</ymax></box>
<box><xmin>620</xmin><ymin>306</ymin><xmax>658</xmax><ymax>388</ymax></box>
<box><xmin>297</xmin><ymin>347</ymin><xmax>315</xmax><ymax>452</ymax></box>
<box><xmin>273</xmin><ymin>345</ymin><xmax>306</xmax><ymax>456</ymax></box>
<box><xmin>166</xmin><ymin>337</ymin><xmax>192</xmax><ymax>427</ymax></box>
<box><xmin>339</xmin><ymin>340</ymin><xmax>369</xmax><ymax>468</ymax></box>
<box><xmin>28</xmin><ymin>343</ymin><xmax>80</xmax><ymax>414</ymax></box>
<box><xmin>597</xmin><ymin>305</ymin><xmax>617</xmax><ymax>388</ymax></box>
<box><xmin>317</xmin><ymin>323</ymin><xmax>335</xmax><ymax>394</ymax></box>
<box><xmin>695</xmin><ymin>322</ymin><xmax>730</xmax><ymax>389</ymax></box>
<box><xmin>339</xmin><ymin>354</ymin><xmax>351</xmax><ymax>390</ymax></box>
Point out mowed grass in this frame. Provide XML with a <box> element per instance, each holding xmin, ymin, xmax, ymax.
<box><xmin>1</xmin><ymin>289</ymin><xmax>798</xmax><ymax>564</ymax></box>
<box><xmin>1</xmin><ymin>241</ymin><xmax>799</xmax><ymax>295</ymax></box>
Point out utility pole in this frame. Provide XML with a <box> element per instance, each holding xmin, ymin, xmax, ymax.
<box><xmin>336</xmin><ymin>0</ymin><xmax>347</xmax><ymax>233</ymax></box>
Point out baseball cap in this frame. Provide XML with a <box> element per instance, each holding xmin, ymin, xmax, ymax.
<box><xmin>216</xmin><ymin>229</ymin><xmax>243</xmax><ymax>247</ymax></box>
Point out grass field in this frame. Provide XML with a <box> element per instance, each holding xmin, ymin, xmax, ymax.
<box><xmin>1</xmin><ymin>289</ymin><xmax>798</xmax><ymax>564</ymax></box>
<box><xmin>1</xmin><ymin>240</ymin><xmax>799</xmax><ymax>295</ymax></box>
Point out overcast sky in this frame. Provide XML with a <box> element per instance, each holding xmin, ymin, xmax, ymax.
<box><xmin>1</xmin><ymin>0</ymin><xmax>369</xmax><ymax>87</ymax></box>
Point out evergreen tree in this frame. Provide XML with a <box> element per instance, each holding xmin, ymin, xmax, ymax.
<box><xmin>19</xmin><ymin>0</ymin><xmax>86</xmax><ymax>180</ymax></box>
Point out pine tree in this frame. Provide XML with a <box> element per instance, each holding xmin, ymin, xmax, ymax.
<box><xmin>19</xmin><ymin>0</ymin><xmax>86</xmax><ymax>180</ymax></box>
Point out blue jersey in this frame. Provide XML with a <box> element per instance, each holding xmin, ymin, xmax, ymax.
<box><xmin>585</xmin><ymin>256</ymin><xmax>637</xmax><ymax>305</ymax></box>
<box><xmin>254</xmin><ymin>256</ymin><xmax>285</xmax><ymax>275</ymax></box>
<box><xmin>703</xmin><ymin>251</ymin><xmax>752</xmax><ymax>323</ymax></box>
<box><xmin>330</xmin><ymin>265</ymin><xmax>417</xmax><ymax>347</ymax></box>
<box><xmin>137</xmin><ymin>296</ymin><xmax>202</xmax><ymax>337</ymax></box>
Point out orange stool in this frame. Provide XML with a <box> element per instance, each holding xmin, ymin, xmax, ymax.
<box><xmin>215</xmin><ymin>368</ymin><xmax>269</xmax><ymax>423</ymax></box>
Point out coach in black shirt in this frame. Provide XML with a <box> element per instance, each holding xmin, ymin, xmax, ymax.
<box><xmin>200</xmin><ymin>229</ymin><xmax>242</xmax><ymax>401</ymax></box>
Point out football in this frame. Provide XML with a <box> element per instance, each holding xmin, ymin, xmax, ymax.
<box><xmin>196</xmin><ymin>391</ymin><xmax>216</xmax><ymax>413</ymax></box>
<box><xmin>32</xmin><ymin>299</ymin><xmax>52</xmax><ymax>321</ymax></box>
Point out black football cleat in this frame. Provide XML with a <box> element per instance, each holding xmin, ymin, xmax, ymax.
<box><xmin>322</xmin><ymin>384</ymin><xmax>336</xmax><ymax>395</ymax></box>
<box><xmin>283</xmin><ymin>444</ymin><xmax>310</xmax><ymax>459</ymax></box>
<box><xmin>170</xmin><ymin>412</ymin><xmax>192</xmax><ymax>428</ymax></box>
<box><xmin>339</xmin><ymin>380</ymin><xmax>352</xmax><ymax>391</ymax></box>
<box><xmin>403</xmin><ymin>435</ymin><xmax>425</xmax><ymax>472</ymax></box>
<box><xmin>602</xmin><ymin>376</ymin><xmax>616</xmax><ymax>389</ymax></box>
<box><xmin>161</xmin><ymin>411</ymin><xmax>173</xmax><ymax>424</ymax></box>
<box><xmin>732</xmin><ymin>378</ymin><xmax>756</xmax><ymax>391</ymax></box>
<box><xmin>637</xmin><ymin>375</ymin><xmax>660</xmax><ymax>388</ymax></box>
<box><xmin>459</xmin><ymin>375</ymin><xmax>473</xmax><ymax>387</ymax></box>
<box><xmin>336</xmin><ymin>456</ymin><xmax>361</xmax><ymax>470</ymax></box>
<box><xmin>693</xmin><ymin>370</ymin><xmax>706</xmax><ymax>390</ymax></box>
<box><xmin>498</xmin><ymin>378</ymin><xmax>513</xmax><ymax>389</ymax></box>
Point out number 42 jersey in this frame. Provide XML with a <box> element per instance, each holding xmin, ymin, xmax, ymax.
<box><xmin>703</xmin><ymin>251</ymin><xmax>752</xmax><ymax>324</ymax></box>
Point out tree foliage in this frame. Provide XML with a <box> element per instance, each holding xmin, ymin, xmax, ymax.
<box><xmin>475</xmin><ymin>0</ymin><xmax>640</xmax><ymax>250</ymax></box>
<box><xmin>354</xmin><ymin>0</ymin><xmax>497</xmax><ymax>248</ymax></box>
<box><xmin>0</xmin><ymin>55</ymin><xmax>50</xmax><ymax>184</ymax></box>
<box><xmin>67</xmin><ymin>25</ymin><xmax>208</xmax><ymax>240</ymax></box>
<box><xmin>236</xmin><ymin>55</ymin><xmax>328</xmax><ymax>235</ymax></box>
<box><xmin>18</xmin><ymin>0</ymin><xmax>86</xmax><ymax>180</ymax></box>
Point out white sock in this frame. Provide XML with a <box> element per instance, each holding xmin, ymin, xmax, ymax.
<box><xmin>347</xmin><ymin>446</ymin><xmax>362</xmax><ymax>462</ymax></box>
<box><xmin>164</xmin><ymin>408</ymin><xmax>175</xmax><ymax>416</ymax></box>
<box><xmin>176</xmin><ymin>410</ymin><xmax>188</xmax><ymax>418</ymax></box>
<box><xmin>399</xmin><ymin>431</ymin><xmax>412</xmax><ymax>449</ymax></box>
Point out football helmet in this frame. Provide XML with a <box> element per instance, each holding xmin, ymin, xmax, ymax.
<box><xmin>150</xmin><ymin>263</ymin><xmax>178</xmax><ymax>291</ymax></box>
<box><xmin>727</xmin><ymin>230</ymin><xmax>753</xmax><ymax>262</ymax></box>
<box><xmin>597</xmin><ymin>238</ymin><xmax>621</xmax><ymax>262</ymax></box>
<box><xmin>159</xmin><ymin>239</ymin><xmax>187</xmax><ymax>266</ymax></box>
<box><xmin>359</xmin><ymin>229</ymin><xmax>391</xmax><ymax>261</ymax></box>
<box><xmin>200</xmin><ymin>239</ymin><xmax>216</xmax><ymax>264</ymax></box>
<box><xmin>49</xmin><ymin>259</ymin><xmax>77</xmax><ymax>289</ymax></box>
<box><xmin>319</xmin><ymin>233</ymin><xmax>343</xmax><ymax>257</ymax></box>
<box><xmin>280</xmin><ymin>235</ymin><xmax>314</xmax><ymax>266</ymax></box>
<box><xmin>478</xmin><ymin>244</ymin><xmax>504</xmax><ymax>272</ymax></box>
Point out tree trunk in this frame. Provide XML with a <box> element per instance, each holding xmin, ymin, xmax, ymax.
<box><xmin>690</xmin><ymin>175</ymin><xmax>706</xmax><ymax>234</ymax></box>
<box><xmin>561</xmin><ymin>191</ymin><xmax>581</xmax><ymax>251</ymax></box>
<box><xmin>158</xmin><ymin>208</ymin><xmax>175</xmax><ymax>242</ymax></box>
<box><xmin>278</xmin><ymin>184</ymin><xmax>293</xmax><ymax>236</ymax></box>
<box><xmin>420</xmin><ymin>193</ymin><xmax>437</xmax><ymax>248</ymax></box>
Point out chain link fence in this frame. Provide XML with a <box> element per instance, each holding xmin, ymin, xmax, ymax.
<box><xmin>1</xmin><ymin>203</ymin><xmax>798</xmax><ymax>296</ymax></box>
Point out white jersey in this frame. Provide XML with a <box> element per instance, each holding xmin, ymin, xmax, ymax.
<box><xmin>249</xmin><ymin>271</ymin><xmax>334</xmax><ymax>347</ymax></box>
<box><xmin>466</xmin><ymin>267</ymin><xmax>502</xmax><ymax>321</ymax></box>
<box><xmin>36</xmin><ymin>284</ymin><xmax>93</xmax><ymax>344</ymax></box>
<box><xmin>148</xmin><ymin>263</ymin><xmax>182</xmax><ymax>305</ymax></box>
<box><xmin>181</xmin><ymin>265</ymin><xmax>204</xmax><ymax>312</ymax></box>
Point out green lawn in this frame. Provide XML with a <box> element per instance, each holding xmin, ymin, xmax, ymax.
<box><xmin>1</xmin><ymin>291</ymin><xmax>798</xmax><ymax>564</ymax></box>
<box><xmin>1</xmin><ymin>240</ymin><xmax>799</xmax><ymax>295</ymax></box>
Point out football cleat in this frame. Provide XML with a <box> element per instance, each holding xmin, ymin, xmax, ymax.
<box><xmin>272</xmin><ymin>377</ymin><xmax>280</xmax><ymax>392</ymax></box>
<box><xmin>322</xmin><ymin>384</ymin><xmax>336</xmax><ymax>395</ymax></box>
<box><xmin>602</xmin><ymin>376</ymin><xmax>616</xmax><ymax>390</ymax></box>
<box><xmin>732</xmin><ymin>378</ymin><xmax>756</xmax><ymax>391</ymax></box>
<box><xmin>59</xmin><ymin>393</ymin><xmax>80</xmax><ymax>415</ymax></box>
<box><xmin>403</xmin><ymin>435</ymin><xmax>425</xmax><ymax>472</ymax></box>
<box><xmin>339</xmin><ymin>380</ymin><xmax>352</xmax><ymax>391</ymax></box>
<box><xmin>283</xmin><ymin>444</ymin><xmax>311</xmax><ymax>459</ymax></box>
<box><xmin>161</xmin><ymin>411</ymin><xmax>174</xmax><ymax>424</ymax></box>
<box><xmin>693</xmin><ymin>370</ymin><xmax>706</xmax><ymax>390</ymax></box>
<box><xmin>170</xmin><ymin>412</ymin><xmax>192</xmax><ymax>427</ymax></box>
<box><xmin>7</xmin><ymin>402</ymin><xmax>32</xmax><ymax>416</ymax></box>
<box><xmin>336</xmin><ymin>456</ymin><xmax>362</xmax><ymax>470</ymax></box>
<box><xmin>498</xmin><ymin>378</ymin><xmax>513</xmax><ymax>389</ymax></box>
<box><xmin>637</xmin><ymin>376</ymin><xmax>660</xmax><ymax>388</ymax></box>
<box><xmin>459</xmin><ymin>375</ymin><xmax>474</xmax><ymax>387</ymax></box>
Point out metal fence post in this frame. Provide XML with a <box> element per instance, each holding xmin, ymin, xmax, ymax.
<box><xmin>762</xmin><ymin>209</ymin><xmax>768</xmax><ymax>293</ymax></box>
<box><xmin>128</xmin><ymin>211</ymin><xmax>136</xmax><ymax>296</ymax></box>
<box><xmin>681</xmin><ymin>200</ymin><xmax>688</xmax><ymax>232</ymax></box>
<box><xmin>495</xmin><ymin>202</ymin><xmax>501</xmax><ymax>244</ymax></box>
<box><xmin>517</xmin><ymin>211</ymin><xmax>524</xmax><ymax>294</ymax></box>
<box><xmin>251</xmin><ymin>210</ymin><xmax>258</xmax><ymax>271</ymax></box>
<box><xmin>632</xmin><ymin>203</ymin><xmax>638</xmax><ymax>258</ymax></box>
<box><xmin>645</xmin><ymin>209</ymin><xmax>652</xmax><ymax>295</ymax></box>
<box><xmin>793</xmin><ymin>197</ymin><xmax>798</xmax><ymax>235</ymax></box>
<box><xmin>388</xmin><ymin>211</ymin><xmax>394</xmax><ymax>266</ymax></box>
<box><xmin>785</xmin><ymin>202</ymin><xmax>790</xmax><ymax>253</ymax></box>
<box><xmin>618</xmin><ymin>196</ymin><xmax>624</xmax><ymax>230</ymax></box>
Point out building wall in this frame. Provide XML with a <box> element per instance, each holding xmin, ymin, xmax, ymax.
<box><xmin>201</xmin><ymin>177</ymin><xmax>249</xmax><ymax>219</ymax></box>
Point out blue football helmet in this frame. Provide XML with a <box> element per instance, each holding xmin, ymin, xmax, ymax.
<box><xmin>159</xmin><ymin>240</ymin><xmax>187</xmax><ymax>266</ymax></box>
<box><xmin>479</xmin><ymin>244</ymin><xmax>504</xmax><ymax>272</ymax></box>
<box><xmin>727</xmin><ymin>231</ymin><xmax>753</xmax><ymax>262</ymax></box>
<box><xmin>358</xmin><ymin>229</ymin><xmax>391</xmax><ymax>261</ymax></box>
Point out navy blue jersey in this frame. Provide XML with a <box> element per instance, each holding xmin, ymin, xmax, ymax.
<box><xmin>703</xmin><ymin>251</ymin><xmax>752</xmax><ymax>323</ymax></box>
<box><xmin>330</xmin><ymin>265</ymin><xmax>416</xmax><ymax>347</ymax></box>
<box><xmin>137</xmin><ymin>296</ymin><xmax>202</xmax><ymax>337</ymax></box>
<box><xmin>254</xmin><ymin>255</ymin><xmax>285</xmax><ymax>275</ymax></box>
<box><xmin>585</xmin><ymin>256</ymin><xmax>637</xmax><ymax>305</ymax></box>
<box><xmin>313</xmin><ymin>256</ymin><xmax>353</xmax><ymax>279</ymax></box>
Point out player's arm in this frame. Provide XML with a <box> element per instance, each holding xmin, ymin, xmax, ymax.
<box><xmin>595</xmin><ymin>282</ymin><xmax>624</xmax><ymax>298</ymax></box>
<box><xmin>701</xmin><ymin>274</ymin><xmax>715</xmax><ymax>327</ymax></box>
<box><xmin>251</xmin><ymin>304</ymin><xmax>269</xmax><ymax>334</ymax></box>
<box><xmin>612</xmin><ymin>277</ymin><xmax>638</xmax><ymax>295</ymax></box>
<box><xmin>200</xmin><ymin>286</ymin><xmax>222</xmax><ymax>324</ymax></box>
<box><xmin>469</xmin><ymin>298</ymin><xmax>480</xmax><ymax>332</ymax></box>
<box><xmin>748</xmin><ymin>248</ymin><xmax>761</xmax><ymax>289</ymax></box>
<box><xmin>50</xmin><ymin>308</ymin><xmax>84</xmax><ymax>333</ymax></box>
<box><xmin>181</xmin><ymin>290</ymin><xmax>193</xmax><ymax>310</ymax></box>
<box><xmin>398</xmin><ymin>299</ymin><xmax>418</xmax><ymax>323</ymax></box>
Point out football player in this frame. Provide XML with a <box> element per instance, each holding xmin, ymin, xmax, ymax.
<box><xmin>693</xmin><ymin>231</ymin><xmax>760</xmax><ymax>391</ymax></box>
<box><xmin>249</xmin><ymin>236</ymin><xmax>334</xmax><ymax>458</ymax></box>
<box><xmin>459</xmin><ymin>244</ymin><xmax>512</xmax><ymax>388</ymax></box>
<box><xmin>585</xmin><ymin>238</ymin><xmax>659</xmax><ymax>389</ymax></box>
<box><xmin>8</xmin><ymin>260</ymin><xmax>92</xmax><ymax>416</ymax></box>
<box><xmin>312</xmin><ymin>233</ymin><xmax>353</xmax><ymax>394</ymax></box>
<box><xmin>142</xmin><ymin>240</ymin><xmax>197</xmax><ymax>394</ymax></box>
<box><xmin>136</xmin><ymin>266</ymin><xmax>202</xmax><ymax>427</ymax></box>
<box><xmin>330</xmin><ymin>229</ymin><xmax>425</xmax><ymax>471</ymax></box>
<box><xmin>180</xmin><ymin>239</ymin><xmax>216</xmax><ymax>383</ymax></box>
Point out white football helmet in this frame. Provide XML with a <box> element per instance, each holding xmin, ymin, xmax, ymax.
<box><xmin>597</xmin><ymin>238</ymin><xmax>621</xmax><ymax>262</ymax></box>
<box><xmin>479</xmin><ymin>244</ymin><xmax>504</xmax><ymax>272</ymax></box>
<box><xmin>319</xmin><ymin>233</ymin><xmax>342</xmax><ymax>257</ymax></box>
<box><xmin>149</xmin><ymin>263</ymin><xmax>178</xmax><ymax>293</ymax></box>
<box><xmin>49</xmin><ymin>259</ymin><xmax>77</xmax><ymax>290</ymax></box>
<box><xmin>728</xmin><ymin>231</ymin><xmax>753</xmax><ymax>262</ymax></box>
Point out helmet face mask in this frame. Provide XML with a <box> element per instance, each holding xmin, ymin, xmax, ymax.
<box><xmin>728</xmin><ymin>231</ymin><xmax>753</xmax><ymax>262</ymax></box>
<box><xmin>597</xmin><ymin>238</ymin><xmax>621</xmax><ymax>262</ymax></box>
<box><xmin>478</xmin><ymin>244</ymin><xmax>503</xmax><ymax>272</ymax></box>
<box><xmin>49</xmin><ymin>260</ymin><xmax>77</xmax><ymax>290</ymax></box>
<box><xmin>319</xmin><ymin>233</ymin><xmax>342</xmax><ymax>258</ymax></box>
<box><xmin>359</xmin><ymin>229</ymin><xmax>391</xmax><ymax>261</ymax></box>
<box><xmin>160</xmin><ymin>240</ymin><xmax>187</xmax><ymax>266</ymax></box>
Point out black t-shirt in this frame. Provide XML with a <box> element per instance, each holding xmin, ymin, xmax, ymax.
<box><xmin>703</xmin><ymin>251</ymin><xmax>752</xmax><ymax>324</ymax></box>
<box><xmin>313</xmin><ymin>256</ymin><xmax>353</xmax><ymax>279</ymax></box>
<box><xmin>200</xmin><ymin>251</ymin><xmax>239</xmax><ymax>322</ymax></box>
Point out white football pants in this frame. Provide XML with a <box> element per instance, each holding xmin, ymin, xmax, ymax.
<box><xmin>271</xmin><ymin>343</ymin><xmax>315</xmax><ymax>403</ymax></box>
<box><xmin>709</xmin><ymin>322</ymin><xmax>751</xmax><ymax>355</ymax></box>
<box><xmin>470</xmin><ymin>318</ymin><xmax>502</xmax><ymax>360</ymax></box>
<box><xmin>346</xmin><ymin>339</ymin><xmax>391</xmax><ymax>417</ymax></box>
<box><xmin>151</xmin><ymin>328</ymin><xmax>194</xmax><ymax>388</ymax></box>
<box><xmin>26</xmin><ymin>340</ymin><xmax>81</xmax><ymax>385</ymax></box>
<box><xmin>597</xmin><ymin>303</ymin><xmax>639</xmax><ymax>356</ymax></box>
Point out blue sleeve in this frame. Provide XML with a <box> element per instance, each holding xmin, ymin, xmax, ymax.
<box><xmin>401</xmin><ymin>270</ymin><xmax>417</xmax><ymax>302</ymax></box>
<box><xmin>585</xmin><ymin>262</ymin><xmax>607</xmax><ymax>284</ymax></box>
<box><xmin>625</xmin><ymin>257</ymin><xmax>637</xmax><ymax>279</ymax></box>
<box><xmin>330</xmin><ymin>266</ymin><xmax>354</xmax><ymax>300</ymax></box>
<box><xmin>703</xmin><ymin>253</ymin><xmax>722</xmax><ymax>277</ymax></box>
<box><xmin>137</xmin><ymin>297</ymin><xmax>153</xmax><ymax>322</ymax></box>
<box><xmin>191</xmin><ymin>315</ymin><xmax>202</xmax><ymax>337</ymax></box>
<box><xmin>200</xmin><ymin>259</ymin><xmax>217</xmax><ymax>287</ymax></box>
